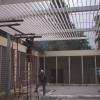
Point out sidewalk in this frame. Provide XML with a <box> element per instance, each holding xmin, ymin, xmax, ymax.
<box><xmin>45</xmin><ymin>85</ymin><xmax>100</xmax><ymax>97</ymax></box>
<box><xmin>32</xmin><ymin>85</ymin><xmax>100</xmax><ymax>100</ymax></box>
<box><xmin>1</xmin><ymin>85</ymin><xmax>100</xmax><ymax>100</ymax></box>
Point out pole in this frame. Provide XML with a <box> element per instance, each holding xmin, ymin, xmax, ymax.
<box><xmin>56</xmin><ymin>56</ymin><xmax>58</xmax><ymax>84</ymax></box>
<box><xmin>68</xmin><ymin>56</ymin><xmax>70</xmax><ymax>85</ymax></box>
<box><xmin>81</xmin><ymin>56</ymin><xmax>84</xmax><ymax>84</ymax></box>
<box><xmin>6</xmin><ymin>34</ymin><xmax>11</xmax><ymax>96</ymax></box>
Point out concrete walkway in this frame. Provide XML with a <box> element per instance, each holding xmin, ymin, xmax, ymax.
<box><xmin>1</xmin><ymin>85</ymin><xmax>100</xmax><ymax>100</ymax></box>
<box><xmin>34</xmin><ymin>85</ymin><xmax>100</xmax><ymax>100</ymax></box>
<box><xmin>45</xmin><ymin>85</ymin><xmax>100</xmax><ymax>97</ymax></box>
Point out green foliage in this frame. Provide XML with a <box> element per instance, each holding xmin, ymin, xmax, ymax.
<box><xmin>0</xmin><ymin>29</ymin><xmax>8</xmax><ymax>38</ymax></box>
<box><xmin>47</xmin><ymin>40</ymin><xmax>91</xmax><ymax>50</ymax></box>
<box><xmin>34</xmin><ymin>39</ymin><xmax>91</xmax><ymax>51</ymax></box>
<box><xmin>95</xmin><ymin>36</ymin><xmax>100</xmax><ymax>43</ymax></box>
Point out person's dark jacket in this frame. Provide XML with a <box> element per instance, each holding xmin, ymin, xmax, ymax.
<box><xmin>38</xmin><ymin>72</ymin><xmax>47</xmax><ymax>84</ymax></box>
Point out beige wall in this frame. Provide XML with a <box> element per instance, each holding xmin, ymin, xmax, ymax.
<box><xmin>0</xmin><ymin>36</ymin><xmax>39</xmax><ymax>55</ymax></box>
<box><xmin>43</xmin><ymin>50</ymin><xmax>100</xmax><ymax>56</ymax></box>
<box><xmin>1</xmin><ymin>36</ymin><xmax>100</xmax><ymax>56</ymax></box>
<box><xmin>0</xmin><ymin>36</ymin><xmax>26</xmax><ymax>52</ymax></box>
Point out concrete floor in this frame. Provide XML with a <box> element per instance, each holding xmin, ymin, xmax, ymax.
<box><xmin>0</xmin><ymin>85</ymin><xmax>100</xmax><ymax>100</ymax></box>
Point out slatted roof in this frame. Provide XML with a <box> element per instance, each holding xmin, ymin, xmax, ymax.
<box><xmin>0</xmin><ymin>0</ymin><xmax>100</xmax><ymax>41</ymax></box>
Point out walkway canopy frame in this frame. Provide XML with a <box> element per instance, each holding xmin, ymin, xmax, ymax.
<box><xmin>0</xmin><ymin>0</ymin><xmax>100</xmax><ymax>41</ymax></box>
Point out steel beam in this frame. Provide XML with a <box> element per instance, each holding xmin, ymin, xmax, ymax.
<box><xmin>42</xmin><ymin>5</ymin><xmax>100</xmax><ymax>15</ymax></box>
<box><xmin>67</xmin><ymin>5</ymin><xmax>100</xmax><ymax>13</ymax></box>
<box><xmin>9</xmin><ymin>26</ymin><xmax>25</xmax><ymax>34</ymax></box>
<box><xmin>28</xmin><ymin>5</ymin><xmax>100</xmax><ymax>16</ymax></box>
<box><xmin>17</xmin><ymin>5</ymin><xmax>100</xmax><ymax>17</ymax></box>
<box><xmin>63</xmin><ymin>28</ymin><xmax>100</xmax><ymax>33</ymax></box>
<box><xmin>0</xmin><ymin>23</ymin><xmax>20</xmax><ymax>27</ymax></box>
<box><xmin>0</xmin><ymin>0</ymin><xmax>47</xmax><ymax>5</ymax></box>
<box><xmin>0</xmin><ymin>0</ymin><xmax>46</xmax><ymax>5</ymax></box>
<box><xmin>0</xmin><ymin>0</ymin><xmax>99</xmax><ymax>13</ymax></box>
<box><xmin>32</xmin><ymin>36</ymin><xmax>87</xmax><ymax>41</ymax></box>
<box><xmin>38</xmin><ymin>28</ymin><xmax>100</xmax><ymax>34</ymax></box>
<box><xmin>0</xmin><ymin>19</ymin><xmax>23</xmax><ymax>23</ymax></box>
<box><xmin>34</xmin><ymin>37</ymin><xmax>88</xmax><ymax>41</ymax></box>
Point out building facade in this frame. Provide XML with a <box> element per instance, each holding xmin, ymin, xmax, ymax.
<box><xmin>0</xmin><ymin>36</ymin><xmax>38</xmax><ymax>93</ymax></box>
<box><xmin>39</xmin><ymin>50</ymin><xmax>100</xmax><ymax>84</ymax></box>
<box><xmin>0</xmin><ymin>36</ymin><xmax>100</xmax><ymax>94</ymax></box>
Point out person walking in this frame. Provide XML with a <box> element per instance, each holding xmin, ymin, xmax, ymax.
<box><xmin>34</xmin><ymin>69</ymin><xmax>47</xmax><ymax>96</ymax></box>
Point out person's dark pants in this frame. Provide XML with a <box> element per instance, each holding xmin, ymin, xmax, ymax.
<box><xmin>35</xmin><ymin>82</ymin><xmax>46</xmax><ymax>96</ymax></box>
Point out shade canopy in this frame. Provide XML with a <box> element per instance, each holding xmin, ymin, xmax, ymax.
<box><xmin>0</xmin><ymin>0</ymin><xmax>100</xmax><ymax>41</ymax></box>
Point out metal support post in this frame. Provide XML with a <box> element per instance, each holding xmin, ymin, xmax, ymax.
<box><xmin>95</xmin><ymin>56</ymin><xmax>98</xmax><ymax>84</ymax></box>
<box><xmin>81</xmin><ymin>56</ymin><xmax>84</xmax><ymax>84</ymax></box>
<box><xmin>6</xmin><ymin>34</ymin><xmax>11</xmax><ymax>96</ymax></box>
<box><xmin>44</xmin><ymin>56</ymin><xmax>45</xmax><ymax>72</ymax></box>
<box><xmin>56</xmin><ymin>56</ymin><xmax>58</xmax><ymax>84</ymax></box>
<box><xmin>0</xmin><ymin>46</ymin><xmax>2</xmax><ymax>90</ymax></box>
<box><xmin>68</xmin><ymin>56</ymin><xmax>70</xmax><ymax>85</ymax></box>
<box><xmin>37</xmin><ymin>56</ymin><xmax>39</xmax><ymax>85</ymax></box>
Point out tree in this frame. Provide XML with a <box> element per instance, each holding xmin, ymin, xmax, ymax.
<box><xmin>0</xmin><ymin>29</ymin><xmax>8</xmax><ymax>38</ymax></box>
<box><xmin>94</xmin><ymin>14</ymin><xmax>100</xmax><ymax>49</ymax></box>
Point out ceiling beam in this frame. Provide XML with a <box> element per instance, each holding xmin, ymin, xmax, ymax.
<box><xmin>68</xmin><ymin>5</ymin><xmax>100</xmax><ymax>13</ymax></box>
<box><xmin>17</xmin><ymin>5</ymin><xmax>100</xmax><ymax>19</ymax></box>
<box><xmin>0</xmin><ymin>23</ymin><xmax>20</xmax><ymax>27</ymax></box>
<box><xmin>34</xmin><ymin>37</ymin><xmax>88</xmax><ymax>41</ymax></box>
<box><xmin>0</xmin><ymin>19</ymin><xmax>24</xmax><ymax>23</ymax></box>
<box><xmin>36</xmin><ymin>5</ymin><xmax>100</xmax><ymax>15</ymax></box>
<box><xmin>8</xmin><ymin>26</ymin><xmax>25</xmax><ymax>34</ymax></box>
<box><xmin>0</xmin><ymin>0</ymin><xmax>47</xmax><ymax>5</ymax></box>
<box><xmin>38</xmin><ymin>28</ymin><xmax>100</xmax><ymax>34</ymax></box>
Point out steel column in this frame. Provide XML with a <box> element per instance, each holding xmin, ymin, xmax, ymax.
<box><xmin>56</xmin><ymin>56</ymin><xmax>58</xmax><ymax>84</ymax></box>
<box><xmin>37</xmin><ymin>56</ymin><xmax>39</xmax><ymax>84</ymax></box>
<box><xmin>0</xmin><ymin>46</ymin><xmax>2</xmax><ymax>90</ymax></box>
<box><xmin>68</xmin><ymin>56</ymin><xmax>70</xmax><ymax>84</ymax></box>
<box><xmin>81</xmin><ymin>56</ymin><xmax>84</xmax><ymax>84</ymax></box>
<box><xmin>44</xmin><ymin>56</ymin><xmax>45</xmax><ymax>72</ymax></box>
<box><xmin>5</xmin><ymin>34</ymin><xmax>11</xmax><ymax>96</ymax></box>
<box><xmin>95</xmin><ymin>56</ymin><xmax>98</xmax><ymax>84</ymax></box>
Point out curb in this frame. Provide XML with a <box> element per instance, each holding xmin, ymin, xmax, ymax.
<box><xmin>46</xmin><ymin>95</ymin><xmax>100</xmax><ymax>98</ymax></box>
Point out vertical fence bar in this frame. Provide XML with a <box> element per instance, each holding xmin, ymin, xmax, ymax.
<box><xmin>44</xmin><ymin>56</ymin><xmax>45</xmax><ymax>72</ymax></box>
<box><xmin>81</xmin><ymin>56</ymin><xmax>84</xmax><ymax>84</ymax></box>
<box><xmin>56</xmin><ymin>56</ymin><xmax>58</xmax><ymax>84</ymax></box>
<box><xmin>0</xmin><ymin>46</ymin><xmax>2</xmax><ymax>91</ymax></box>
<box><xmin>37</xmin><ymin>56</ymin><xmax>40</xmax><ymax>85</ymax></box>
<box><xmin>95</xmin><ymin>56</ymin><xmax>98</xmax><ymax>84</ymax></box>
<box><xmin>68</xmin><ymin>56</ymin><xmax>70</xmax><ymax>85</ymax></box>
